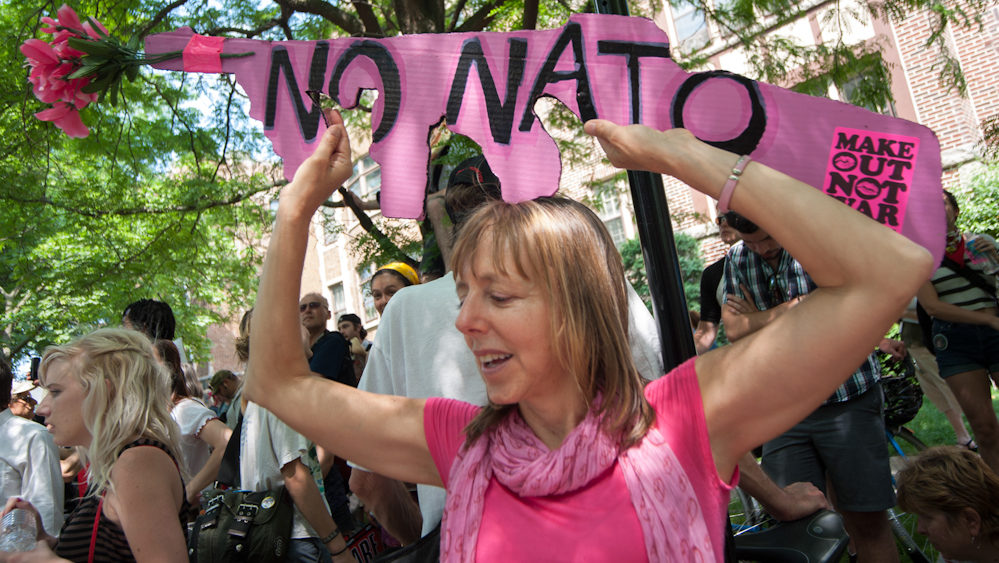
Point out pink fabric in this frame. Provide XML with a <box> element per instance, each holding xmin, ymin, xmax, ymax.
<box><xmin>182</xmin><ymin>34</ymin><xmax>224</xmax><ymax>73</ymax></box>
<box><xmin>425</xmin><ymin>358</ymin><xmax>733</xmax><ymax>562</ymax></box>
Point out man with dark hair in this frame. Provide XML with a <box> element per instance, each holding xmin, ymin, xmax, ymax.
<box><xmin>337</xmin><ymin>313</ymin><xmax>370</xmax><ymax>382</ymax></box>
<box><xmin>0</xmin><ymin>358</ymin><xmax>63</xmax><ymax>534</ymax></box>
<box><xmin>721</xmin><ymin>211</ymin><xmax>901</xmax><ymax>562</ymax></box>
<box><xmin>348</xmin><ymin>156</ymin><xmax>664</xmax><ymax>545</ymax></box>
<box><xmin>122</xmin><ymin>298</ymin><xmax>176</xmax><ymax>340</ymax></box>
<box><xmin>693</xmin><ymin>210</ymin><xmax>741</xmax><ymax>354</ymax></box>
<box><xmin>209</xmin><ymin>369</ymin><xmax>242</xmax><ymax>428</ymax></box>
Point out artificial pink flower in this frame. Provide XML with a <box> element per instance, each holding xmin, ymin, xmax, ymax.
<box><xmin>35</xmin><ymin>102</ymin><xmax>89</xmax><ymax>138</ymax></box>
<box><xmin>40</xmin><ymin>5</ymin><xmax>85</xmax><ymax>35</ymax></box>
<box><xmin>20</xmin><ymin>39</ymin><xmax>60</xmax><ymax>66</ymax></box>
<box><xmin>82</xmin><ymin>18</ymin><xmax>108</xmax><ymax>40</ymax></box>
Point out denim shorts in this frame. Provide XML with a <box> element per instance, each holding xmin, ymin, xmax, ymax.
<box><xmin>931</xmin><ymin>319</ymin><xmax>999</xmax><ymax>378</ymax></box>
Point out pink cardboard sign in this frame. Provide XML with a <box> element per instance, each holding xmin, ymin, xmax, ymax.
<box><xmin>145</xmin><ymin>14</ymin><xmax>943</xmax><ymax>260</ymax></box>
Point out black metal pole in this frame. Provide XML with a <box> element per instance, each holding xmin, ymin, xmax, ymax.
<box><xmin>594</xmin><ymin>0</ymin><xmax>696</xmax><ymax>371</ymax></box>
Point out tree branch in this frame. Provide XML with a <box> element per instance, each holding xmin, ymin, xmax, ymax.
<box><xmin>522</xmin><ymin>0</ymin><xmax>539</xmax><ymax>30</ymax></box>
<box><xmin>337</xmin><ymin>187</ymin><xmax>418</xmax><ymax>269</ymax></box>
<box><xmin>351</xmin><ymin>1</ymin><xmax>386</xmax><ymax>36</ymax></box>
<box><xmin>1</xmin><ymin>184</ymin><xmax>278</xmax><ymax>218</ymax></box>
<box><xmin>455</xmin><ymin>0</ymin><xmax>508</xmax><ymax>33</ymax></box>
<box><xmin>272</xmin><ymin>0</ymin><xmax>364</xmax><ymax>36</ymax></box>
<box><xmin>448</xmin><ymin>0</ymin><xmax>468</xmax><ymax>32</ymax></box>
<box><xmin>138</xmin><ymin>0</ymin><xmax>190</xmax><ymax>38</ymax></box>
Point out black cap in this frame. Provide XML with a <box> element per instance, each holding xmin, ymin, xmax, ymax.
<box><xmin>445</xmin><ymin>156</ymin><xmax>502</xmax><ymax>228</ymax></box>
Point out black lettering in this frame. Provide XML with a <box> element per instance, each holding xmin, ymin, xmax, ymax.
<box><xmin>876</xmin><ymin>202</ymin><xmax>900</xmax><ymax>226</ymax></box>
<box><xmin>519</xmin><ymin>22</ymin><xmax>597</xmax><ymax>132</ymax></box>
<box><xmin>835</xmin><ymin>132</ymin><xmax>860</xmax><ymax>151</ymax></box>
<box><xmin>875</xmin><ymin>138</ymin><xmax>899</xmax><ymax>157</ymax></box>
<box><xmin>264</xmin><ymin>42</ymin><xmax>330</xmax><ymax>141</ymax></box>
<box><xmin>671</xmin><ymin>71</ymin><xmax>767</xmax><ymax>154</ymax></box>
<box><xmin>446</xmin><ymin>38</ymin><xmax>528</xmax><ymax>145</ymax></box>
<box><xmin>330</xmin><ymin>41</ymin><xmax>401</xmax><ymax>143</ymax></box>
<box><xmin>596</xmin><ymin>40</ymin><xmax>670</xmax><ymax>124</ymax></box>
<box><xmin>859</xmin><ymin>155</ymin><xmax>887</xmax><ymax>176</ymax></box>
<box><xmin>881</xmin><ymin>180</ymin><xmax>908</xmax><ymax>204</ymax></box>
<box><xmin>830</xmin><ymin>195</ymin><xmax>856</xmax><ymax>206</ymax></box>
<box><xmin>826</xmin><ymin>172</ymin><xmax>856</xmax><ymax>197</ymax></box>
<box><xmin>897</xmin><ymin>141</ymin><xmax>915</xmax><ymax>159</ymax></box>
<box><xmin>857</xmin><ymin>136</ymin><xmax>876</xmax><ymax>153</ymax></box>
<box><xmin>883</xmin><ymin>159</ymin><xmax>913</xmax><ymax>181</ymax></box>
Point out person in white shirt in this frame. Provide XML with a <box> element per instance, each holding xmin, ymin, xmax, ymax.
<box><xmin>0</xmin><ymin>362</ymin><xmax>64</xmax><ymax>534</ymax></box>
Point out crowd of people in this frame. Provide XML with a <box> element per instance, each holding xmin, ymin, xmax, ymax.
<box><xmin>1</xmin><ymin>105</ymin><xmax>997</xmax><ymax>563</ymax></box>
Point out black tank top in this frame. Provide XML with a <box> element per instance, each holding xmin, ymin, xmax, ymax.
<box><xmin>54</xmin><ymin>438</ymin><xmax>189</xmax><ymax>562</ymax></box>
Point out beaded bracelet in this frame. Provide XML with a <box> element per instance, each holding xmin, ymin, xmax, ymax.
<box><xmin>718</xmin><ymin>155</ymin><xmax>752</xmax><ymax>214</ymax></box>
<box><xmin>320</xmin><ymin>528</ymin><xmax>341</xmax><ymax>545</ymax></box>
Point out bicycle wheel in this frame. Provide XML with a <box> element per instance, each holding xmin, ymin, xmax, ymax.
<box><xmin>728</xmin><ymin>487</ymin><xmax>769</xmax><ymax>536</ymax></box>
<box><xmin>888</xmin><ymin>506</ymin><xmax>941</xmax><ymax>563</ymax></box>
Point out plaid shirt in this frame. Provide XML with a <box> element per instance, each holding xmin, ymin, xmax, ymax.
<box><xmin>722</xmin><ymin>242</ymin><xmax>880</xmax><ymax>404</ymax></box>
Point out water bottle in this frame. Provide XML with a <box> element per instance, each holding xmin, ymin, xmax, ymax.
<box><xmin>966</xmin><ymin>235</ymin><xmax>999</xmax><ymax>275</ymax></box>
<box><xmin>0</xmin><ymin>508</ymin><xmax>38</xmax><ymax>552</ymax></box>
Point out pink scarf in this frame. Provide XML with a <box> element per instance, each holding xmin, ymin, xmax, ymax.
<box><xmin>441</xmin><ymin>406</ymin><xmax>715</xmax><ymax>561</ymax></box>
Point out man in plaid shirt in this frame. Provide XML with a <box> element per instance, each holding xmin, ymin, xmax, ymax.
<box><xmin>721</xmin><ymin>211</ymin><xmax>901</xmax><ymax>562</ymax></box>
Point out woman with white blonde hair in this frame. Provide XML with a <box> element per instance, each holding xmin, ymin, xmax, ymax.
<box><xmin>1</xmin><ymin>328</ymin><xmax>188</xmax><ymax>562</ymax></box>
<box><xmin>245</xmin><ymin>110</ymin><xmax>932</xmax><ymax>561</ymax></box>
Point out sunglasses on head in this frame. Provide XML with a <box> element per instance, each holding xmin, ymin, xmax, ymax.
<box><xmin>299</xmin><ymin>301</ymin><xmax>324</xmax><ymax>312</ymax></box>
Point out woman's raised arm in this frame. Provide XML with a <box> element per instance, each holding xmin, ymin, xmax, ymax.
<box><xmin>245</xmin><ymin>111</ymin><xmax>439</xmax><ymax>487</ymax></box>
<box><xmin>584</xmin><ymin>121</ymin><xmax>934</xmax><ymax>478</ymax></box>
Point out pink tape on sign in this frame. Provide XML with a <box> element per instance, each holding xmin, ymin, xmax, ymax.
<box><xmin>182</xmin><ymin>34</ymin><xmax>224</xmax><ymax>73</ymax></box>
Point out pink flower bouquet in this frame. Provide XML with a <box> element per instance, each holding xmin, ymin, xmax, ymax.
<box><xmin>20</xmin><ymin>5</ymin><xmax>106</xmax><ymax>137</ymax></box>
<box><xmin>20</xmin><ymin>4</ymin><xmax>249</xmax><ymax>138</ymax></box>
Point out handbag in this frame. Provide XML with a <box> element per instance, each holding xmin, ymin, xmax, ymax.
<box><xmin>188</xmin><ymin>414</ymin><xmax>294</xmax><ymax>562</ymax></box>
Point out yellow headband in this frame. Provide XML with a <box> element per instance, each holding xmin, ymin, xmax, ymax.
<box><xmin>377</xmin><ymin>262</ymin><xmax>420</xmax><ymax>286</ymax></box>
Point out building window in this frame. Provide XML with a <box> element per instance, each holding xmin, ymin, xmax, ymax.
<box><xmin>347</xmin><ymin>155</ymin><xmax>381</xmax><ymax>199</ymax></box>
<box><xmin>793</xmin><ymin>55</ymin><xmax>896</xmax><ymax>116</ymax></box>
<box><xmin>595</xmin><ymin>188</ymin><xmax>627</xmax><ymax>248</ymax></box>
<box><xmin>328</xmin><ymin>282</ymin><xmax>346</xmax><ymax>320</ymax></box>
<box><xmin>321</xmin><ymin>206</ymin><xmax>340</xmax><ymax>245</ymax></box>
<box><xmin>358</xmin><ymin>263</ymin><xmax>378</xmax><ymax>322</ymax></box>
<box><xmin>672</xmin><ymin>0</ymin><xmax>709</xmax><ymax>50</ymax></box>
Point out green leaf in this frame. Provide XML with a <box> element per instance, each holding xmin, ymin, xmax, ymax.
<box><xmin>67</xmin><ymin>36</ymin><xmax>117</xmax><ymax>58</ymax></box>
<box><xmin>86</xmin><ymin>16</ymin><xmax>109</xmax><ymax>39</ymax></box>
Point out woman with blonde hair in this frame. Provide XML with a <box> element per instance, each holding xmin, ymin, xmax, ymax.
<box><xmin>2</xmin><ymin>328</ymin><xmax>188</xmax><ymax>562</ymax></box>
<box><xmin>244</xmin><ymin>110</ymin><xmax>932</xmax><ymax>560</ymax></box>
<box><xmin>897</xmin><ymin>446</ymin><xmax>999</xmax><ymax>561</ymax></box>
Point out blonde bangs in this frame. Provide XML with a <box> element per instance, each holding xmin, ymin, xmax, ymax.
<box><xmin>456</xmin><ymin>198</ymin><xmax>653</xmax><ymax>448</ymax></box>
<box><xmin>40</xmin><ymin>328</ymin><xmax>182</xmax><ymax>497</ymax></box>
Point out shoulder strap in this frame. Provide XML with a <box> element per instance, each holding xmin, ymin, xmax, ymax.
<box><xmin>215</xmin><ymin>412</ymin><xmax>243</xmax><ymax>488</ymax></box>
<box><xmin>941</xmin><ymin>257</ymin><xmax>998</xmax><ymax>299</ymax></box>
<box><xmin>88</xmin><ymin>496</ymin><xmax>104</xmax><ymax>563</ymax></box>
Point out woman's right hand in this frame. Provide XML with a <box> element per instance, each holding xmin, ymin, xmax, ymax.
<box><xmin>1</xmin><ymin>498</ymin><xmax>45</xmax><ymax>542</ymax></box>
<box><xmin>278</xmin><ymin>108</ymin><xmax>353</xmax><ymax>219</ymax></box>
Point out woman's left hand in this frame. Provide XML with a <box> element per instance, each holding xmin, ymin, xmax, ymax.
<box><xmin>0</xmin><ymin>540</ymin><xmax>63</xmax><ymax>562</ymax></box>
<box><xmin>279</xmin><ymin>108</ymin><xmax>353</xmax><ymax>217</ymax></box>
